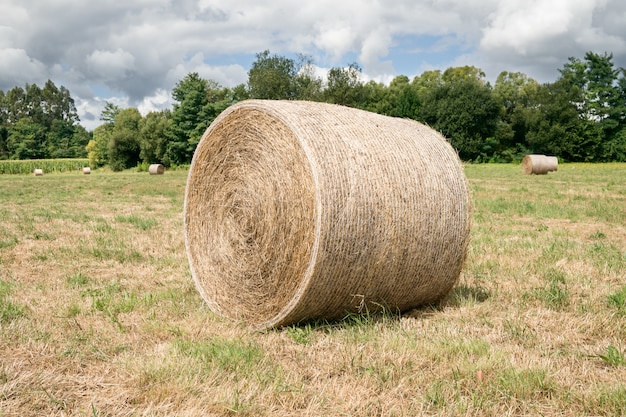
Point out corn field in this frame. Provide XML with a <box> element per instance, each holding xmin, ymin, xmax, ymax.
<box><xmin>0</xmin><ymin>159</ymin><xmax>90</xmax><ymax>175</ymax></box>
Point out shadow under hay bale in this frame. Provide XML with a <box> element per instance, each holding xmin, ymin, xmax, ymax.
<box><xmin>522</xmin><ymin>154</ymin><xmax>558</xmax><ymax>175</ymax></box>
<box><xmin>184</xmin><ymin>100</ymin><xmax>472</xmax><ymax>330</ymax></box>
<box><xmin>149</xmin><ymin>164</ymin><xmax>165</xmax><ymax>175</ymax></box>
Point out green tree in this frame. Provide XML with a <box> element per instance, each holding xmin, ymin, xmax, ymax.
<box><xmin>361</xmin><ymin>80</ymin><xmax>389</xmax><ymax>114</ymax></box>
<box><xmin>293</xmin><ymin>54</ymin><xmax>323</xmax><ymax>101</ymax></box>
<box><xmin>6</xmin><ymin>118</ymin><xmax>47</xmax><ymax>159</ymax></box>
<box><xmin>87</xmin><ymin>125</ymin><xmax>110</xmax><ymax>168</ymax></box>
<box><xmin>492</xmin><ymin>71</ymin><xmax>540</xmax><ymax>160</ymax></box>
<box><xmin>385</xmin><ymin>75</ymin><xmax>419</xmax><ymax>118</ymax></box>
<box><xmin>165</xmin><ymin>73</ymin><xmax>210</xmax><ymax>165</ymax></box>
<box><xmin>0</xmin><ymin>90</ymin><xmax>8</xmax><ymax>159</ymax></box>
<box><xmin>86</xmin><ymin>102</ymin><xmax>119</xmax><ymax>167</ymax></box>
<box><xmin>419</xmin><ymin>67</ymin><xmax>499</xmax><ymax>160</ymax></box>
<box><xmin>100</xmin><ymin>102</ymin><xmax>121</xmax><ymax>124</ymax></box>
<box><xmin>68</xmin><ymin>124</ymin><xmax>91</xmax><ymax>158</ymax></box>
<box><xmin>324</xmin><ymin>63</ymin><xmax>364</xmax><ymax>107</ymax></box>
<box><xmin>108</xmin><ymin>108</ymin><xmax>142</xmax><ymax>171</ymax></box>
<box><xmin>139</xmin><ymin>110</ymin><xmax>171</xmax><ymax>164</ymax></box>
<box><xmin>4</xmin><ymin>86</ymin><xmax>27</xmax><ymax>125</ymax></box>
<box><xmin>557</xmin><ymin>52</ymin><xmax>626</xmax><ymax>161</ymax></box>
<box><xmin>524</xmin><ymin>79</ymin><xmax>593</xmax><ymax>161</ymax></box>
<box><xmin>248</xmin><ymin>50</ymin><xmax>298</xmax><ymax>99</ymax></box>
<box><xmin>1</xmin><ymin>80</ymin><xmax>83</xmax><ymax>160</ymax></box>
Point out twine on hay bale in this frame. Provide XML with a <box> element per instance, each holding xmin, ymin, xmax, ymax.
<box><xmin>521</xmin><ymin>154</ymin><xmax>558</xmax><ymax>175</ymax></box>
<box><xmin>82</xmin><ymin>167</ymin><xmax>91</xmax><ymax>175</ymax></box>
<box><xmin>184</xmin><ymin>100</ymin><xmax>472</xmax><ymax>329</ymax></box>
<box><xmin>33</xmin><ymin>169</ymin><xmax>43</xmax><ymax>176</ymax></box>
<box><xmin>149</xmin><ymin>164</ymin><xmax>165</xmax><ymax>175</ymax></box>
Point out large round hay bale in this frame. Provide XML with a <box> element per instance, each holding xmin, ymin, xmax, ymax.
<box><xmin>149</xmin><ymin>164</ymin><xmax>165</xmax><ymax>175</ymax></box>
<box><xmin>82</xmin><ymin>167</ymin><xmax>91</xmax><ymax>175</ymax></box>
<box><xmin>33</xmin><ymin>169</ymin><xmax>43</xmax><ymax>176</ymax></box>
<box><xmin>184</xmin><ymin>100</ymin><xmax>472</xmax><ymax>329</ymax></box>
<box><xmin>521</xmin><ymin>154</ymin><xmax>558</xmax><ymax>175</ymax></box>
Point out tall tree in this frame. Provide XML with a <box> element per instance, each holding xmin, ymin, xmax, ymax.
<box><xmin>553</xmin><ymin>51</ymin><xmax>625</xmax><ymax>161</ymax></box>
<box><xmin>139</xmin><ymin>110</ymin><xmax>171</xmax><ymax>164</ymax></box>
<box><xmin>524</xmin><ymin>78</ymin><xmax>593</xmax><ymax>161</ymax></box>
<box><xmin>419</xmin><ymin>67</ymin><xmax>499</xmax><ymax>160</ymax></box>
<box><xmin>87</xmin><ymin>124</ymin><xmax>111</xmax><ymax>168</ymax></box>
<box><xmin>247</xmin><ymin>50</ymin><xmax>298</xmax><ymax>100</ymax></box>
<box><xmin>0</xmin><ymin>90</ymin><xmax>8</xmax><ymax>159</ymax></box>
<box><xmin>86</xmin><ymin>102</ymin><xmax>119</xmax><ymax>167</ymax></box>
<box><xmin>293</xmin><ymin>54</ymin><xmax>323</xmax><ymax>101</ymax></box>
<box><xmin>166</xmin><ymin>72</ymin><xmax>210</xmax><ymax>165</ymax></box>
<box><xmin>385</xmin><ymin>75</ymin><xmax>419</xmax><ymax>119</ymax></box>
<box><xmin>100</xmin><ymin>102</ymin><xmax>121</xmax><ymax>124</ymax></box>
<box><xmin>324</xmin><ymin>63</ymin><xmax>364</xmax><ymax>107</ymax></box>
<box><xmin>492</xmin><ymin>71</ymin><xmax>541</xmax><ymax>160</ymax></box>
<box><xmin>6</xmin><ymin>118</ymin><xmax>47</xmax><ymax>159</ymax></box>
<box><xmin>108</xmin><ymin>108</ymin><xmax>142</xmax><ymax>171</ymax></box>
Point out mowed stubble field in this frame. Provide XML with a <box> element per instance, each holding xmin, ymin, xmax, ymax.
<box><xmin>0</xmin><ymin>163</ymin><xmax>625</xmax><ymax>416</ymax></box>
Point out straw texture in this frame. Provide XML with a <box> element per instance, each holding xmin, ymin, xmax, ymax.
<box><xmin>522</xmin><ymin>154</ymin><xmax>558</xmax><ymax>175</ymax></box>
<box><xmin>149</xmin><ymin>164</ymin><xmax>165</xmax><ymax>175</ymax></box>
<box><xmin>184</xmin><ymin>100</ymin><xmax>472</xmax><ymax>329</ymax></box>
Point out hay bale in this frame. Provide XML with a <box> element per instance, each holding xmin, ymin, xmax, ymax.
<box><xmin>184</xmin><ymin>100</ymin><xmax>472</xmax><ymax>329</ymax></box>
<box><xmin>149</xmin><ymin>164</ymin><xmax>165</xmax><ymax>175</ymax></box>
<box><xmin>522</xmin><ymin>154</ymin><xmax>558</xmax><ymax>175</ymax></box>
<box><xmin>82</xmin><ymin>167</ymin><xmax>91</xmax><ymax>175</ymax></box>
<box><xmin>33</xmin><ymin>169</ymin><xmax>43</xmax><ymax>176</ymax></box>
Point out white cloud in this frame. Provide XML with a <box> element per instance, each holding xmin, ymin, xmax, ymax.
<box><xmin>1</xmin><ymin>0</ymin><xmax>625</xmax><ymax>129</ymax></box>
<box><xmin>137</xmin><ymin>88</ymin><xmax>171</xmax><ymax>115</ymax></box>
<box><xmin>86</xmin><ymin>49</ymin><xmax>136</xmax><ymax>79</ymax></box>
<box><xmin>0</xmin><ymin>48</ymin><xmax>46</xmax><ymax>84</ymax></box>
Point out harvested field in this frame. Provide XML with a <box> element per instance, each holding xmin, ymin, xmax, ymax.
<box><xmin>1</xmin><ymin>163</ymin><xmax>625</xmax><ymax>416</ymax></box>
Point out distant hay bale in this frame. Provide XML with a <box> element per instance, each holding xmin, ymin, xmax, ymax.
<box><xmin>149</xmin><ymin>164</ymin><xmax>165</xmax><ymax>175</ymax></box>
<box><xmin>33</xmin><ymin>169</ymin><xmax>43</xmax><ymax>176</ymax></box>
<box><xmin>184</xmin><ymin>100</ymin><xmax>472</xmax><ymax>329</ymax></box>
<box><xmin>522</xmin><ymin>154</ymin><xmax>558</xmax><ymax>175</ymax></box>
<box><xmin>82</xmin><ymin>167</ymin><xmax>91</xmax><ymax>175</ymax></box>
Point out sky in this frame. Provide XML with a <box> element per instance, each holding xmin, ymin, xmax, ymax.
<box><xmin>2</xmin><ymin>0</ymin><xmax>626</xmax><ymax>131</ymax></box>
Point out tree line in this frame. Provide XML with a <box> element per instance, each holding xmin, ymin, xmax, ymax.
<box><xmin>2</xmin><ymin>50</ymin><xmax>625</xmax><ymax>168</ymax></box>
<box><xmin>0</xmin><ymin>80</ymin><xmax>91</xmax><ymax>160</ymax></box>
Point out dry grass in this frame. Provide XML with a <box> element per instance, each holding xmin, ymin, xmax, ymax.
<box><xmin>1</xmin><ymin>163</ymin><xmax>625</xmax><ymax>416</ymax></box>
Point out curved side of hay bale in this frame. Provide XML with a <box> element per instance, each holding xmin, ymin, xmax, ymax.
<box><xmin>33</xmin><ymin>169</ymin><xmax>43</xmax><ymax>176</ymax></box>
<box><xmin>149</xmin><ymin>164</ymin><xmax>165</xmax><ymax>175</ymax></box>
<box><xmin>545</xmin><ymin>156</ymin><xmax>558</xmax><ymax>171</ymax></box>
<box><xmin>82</xmin><ymin>167</ymin><xmax>91</xmax><ymax>175</ymax></box>
<box><xmin>522</xmin><ymin>154</ymin><xmax>558</xmax><ymax>175</ymax></box>
<box><xmin>184</xmin><ymin>100</ymin><xmax>472</xmax><ymax>329</ymax></box>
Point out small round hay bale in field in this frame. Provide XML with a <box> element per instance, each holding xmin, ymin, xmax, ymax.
<box><xmin>522</xmin><ymin>154</ymin><xmax>558</xmax><ymax>175</ymax></box>
<box><xmin>33</xmin><ymin>168</ymin><xmax>43</xmax><ymax>176</ymax></box>
<box><xmin>82</xmin><ymin>167</ymin><xmax>91</xmax><ymax>175</ymax></box>
<box><xmin>184</xmin><ymin>100</ymin><xmax>472</xmax><ymax>329</ymax></box>
<box><xmin>149</xmin><ymin>164</ymin><xmax>165</xmax><ymax>175</ymax></box>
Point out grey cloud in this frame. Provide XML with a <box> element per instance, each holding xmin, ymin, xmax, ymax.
<box><xmin>2</xmin><ymin>0</ymin><xmax>625</xmax><ymax>130</ymax></box>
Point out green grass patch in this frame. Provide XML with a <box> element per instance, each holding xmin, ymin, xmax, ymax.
<box><xmin>115</xmin><ymin>214</ymin><xmax>158</xmax><ymax>230</ymax></box>
<box><xmin>174</xmin><ymin>337</ymin><xmax>265</xmax><ymax>375</ymax></box>
<box><xmin>0</xmin><ymin>279</ymin><xmax>26</xmax><ymax>323</ymax></box>
<box><xmin>596</xmin><ymin>345</ymin><xmax>626</xmax><ymax>367</ymax></box>
<box><xmin>608</xmin><ymin>286</ymin><xmax>626</xmax><ymax>314</ymax></box>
